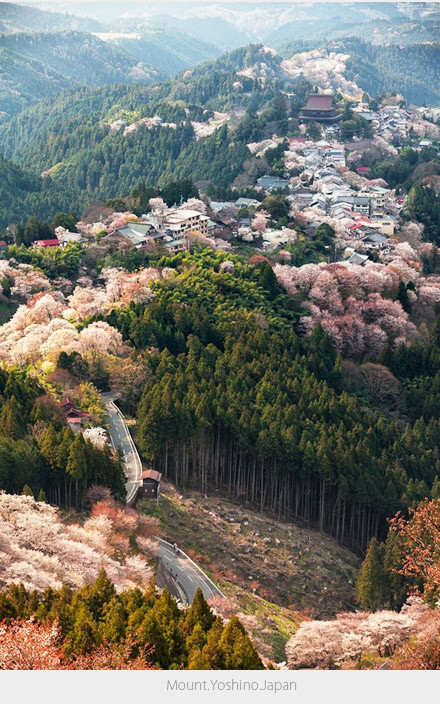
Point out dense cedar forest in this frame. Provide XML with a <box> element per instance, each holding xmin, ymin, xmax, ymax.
<box><xmin>407</xmin><ymin>182</ymin><xmax>440</xmax><ymax>245</ymax></box>
<box><xmin>91</xmin><ymin>250</ymin><xmax>440</xmax><ymax>554</ymax></box>
<box><xmin>0</xmin><ymin>367</ymin><xmax>126</xmax><ymax>506</ymax></box>
<box><xmin>0</xmin><ymin>571</ymin><xmax>263</xmax><ymax>669</ymax></box>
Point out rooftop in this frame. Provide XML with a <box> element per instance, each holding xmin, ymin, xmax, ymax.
<box><xmin>142</xmin><ymin>469</ymin><xmax>162</xmax><ymax>482</ymax></box>
<box><xmin>114</xmin><ymin>226</ymin><xmax>151</xmax><ymax>246</ymax></box>
<box><xmin>166</xmin><ymin>209</ymin><xmax>204</xmax><ymax>222</ymax></box>
<box><xmin>36</xmin><ymin>239</ymin><xmax>60</xmax><ymax>247</ymax></box>
<box><xmin>303</xmin><ymin>95</ymin><xmax>337</xmax><ymax>112</ymax></box>
<box><xmin>347</xmin><ymin>252</ymin><xmax>369</xmax><ymax>265</ymax></box>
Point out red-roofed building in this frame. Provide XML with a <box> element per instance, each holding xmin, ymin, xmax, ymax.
<box><xmin>138</xmin><ymin>469</ymin><xmax>162</xmax><ymax>501</ymax></box>
<box><xmin>60</xmin><ymin>397</ymin><xmax>90</xmax><ymax>430</ymax></box>
<box><xmin>299</xmin><ymin>94</ymin><xmax>341</xmax><ymax>123</ymax></box>
<box><xmin>358</xmin><ymin>166</ymin><xmax>369</xmax><ymax>174</ymax></box>
<box><xmin>66</xmin><ymin>415</ymin><xmax>82</xmax><ymax>425</ymax></box>
<box><xmin>34</xmin><ymin>239</ymin><xmax>60</xmax><ymax>249</ymax></box>
<box><xmin>60</xmin><ymin>398</ymin><xmax>76</xmax><ymax>415</ymax></box>
<box><xmin>0</xmin><ymin>240</ymin><xmax>7</xmax><ymax>253</ymax></box>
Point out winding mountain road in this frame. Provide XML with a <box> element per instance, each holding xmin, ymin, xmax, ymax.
<box><xmin>157</xmin><ymin>538</ymin><xmax>225</xmax><ymax>605</ymax></box>
<box><xmin>103</xmin><ymin>393</ymin><xmax>224</xmax><ymax>604</ymax></box>
<box><xmin>102</xmin><ymin>392</ymin><xmax>142</xmax><ymax>505</ymax></box>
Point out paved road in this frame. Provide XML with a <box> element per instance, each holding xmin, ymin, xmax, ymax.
<box><xmin>103</xmin><ymin>394</ymin><xmax>224</xmax><ymax>604</ymax></box>
<box><xmin>157</xmin><ymin>538</ymin><xmax>225</xmax><ymax>604</ymax></box>
<box><xmin>102</xmin><ymin>393</ymin><xmax>142</xmax><ymax>504</ymax></box>
<box><xmin>378</xmin><ymin>660</ymin><xmax>390</xmax><ymax>670</ymax></box>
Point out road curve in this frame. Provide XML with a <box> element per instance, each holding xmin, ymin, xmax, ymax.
<box><xmin>102</xmin><ymin>392</ymin><xmax>142</xmax><ymax>504</ymax></box>
<box><xmin>157</xmin><ymin>538</ymin><xmax>225</xmax><ymax>605</ymax></box>
<box><xmin>103</xmin><ymin>394</ymin><xmax>225</xmax><ymax>604</ymax></box>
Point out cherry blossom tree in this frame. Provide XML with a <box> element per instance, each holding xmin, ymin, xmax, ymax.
<box><xmin>252</xmin><ymin>213</ymin><xmax>268</xmax><ymax>232</ymax></box>
<box><xmin>148</xmin><ymin>197</ymin><xmax>167</xmax><ymax>216</ymax></box>
<box><xmin>0</xmin><ymin>619</ymin><xmax>62</xmax><ymax>670</ymax></box>
<box><xmin>286</xmin><ymin>598</ymin><xmax>426</xmax><ymax>669</ymax></box>
<box><xmin>390</xmin><ymin>498</ymin><xmax>440</xmax><ymax>603</ymax></box>
<box><xmin>180</xmin><ymin>198</ymin><xmax>207</xmax><ymax>214</ymax></box>
<box><xmin>0</xmin><ymin>493</ymin><xmax>155</xmax><ymax>592</ymax></box>
<box><xmin>219</xmin><ymin>260</ymin><xmax>235</xmax><ymax>273</ymax></box>
<box><xmin>68</xmin><ymin>639</ymin><xmax>155</xmax><ymax>670</ymax></box>
<box><xmin>83</xmin><ymin>427</ymin><xmax>109</xmax><ymax>448</ymax></box>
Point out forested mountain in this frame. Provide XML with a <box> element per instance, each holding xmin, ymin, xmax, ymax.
<box><xmin>275</xmin><ymin>38</ymin><xmax>440</xmax><ymax>106</ymax></box>
<box><xmin>269</xmin><ymin>17</ymin><xmax>440</xmax><ymax>50</ymax></box>
<box><xmin>0</xmin><ymin>1</ymin><xmax>105</xmax><ymax>33</ymax></box>
<box><xmin>2</xmin><ymin>27</ymin><xmax>440</xmax><ymax>225</ymax></box>
<box><xmin>343</xmin><ymin>40</ymin><xmax>440</xmax><ymax>106</ymax></box>
<box><xmin>0</xmin><ymin>152</ymin><xmax>77</xmax><ymax>226</ymax></box>
<box><xmin>106</xmin><ymin>28</ymin><xmax>221</xmax><ymax>77</ymax></box>
<box><xmin>95</xmin><ymin>249</ymin><xmax>440</xmax><ymax>555</ymax></box>
<box><xmin>0</xmin><ymin>366</ymin><xmax>126</xmax><ymax>505</ymax></box>
<box><xmin>0</xmin><ymin>153</ymin><xmax>44</xmax><ymax>224</ymax></box>
<box><xmin>144</xmin><ymin>13</ymin><xmax>257</xmax><ymax>52</ymax></box>
<box><xmin>0</xmin><ymin>30</ymin><xmax>166</xmax><ymax>121</ymax></box>
<box><xmin>43</xmin><ymin>1</ymin><xmax>408</xmax><ymax>50</ymax></box>
<box><xmin>0</xmin><ymin>45</ymin><xmax>309</xmax><ymax>224</ymax></box>
<box><xmin>0</xmin><ymin>45</ymin><xmax>70</xmax><ymax>122</ymax></box>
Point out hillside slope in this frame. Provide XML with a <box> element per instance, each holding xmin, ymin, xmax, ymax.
<box><xmin>277</xmin><ymin>38</ymin><xmax>440</xmax><ymax>105</ymax></box>
<box><xmin>0</xmin><ymin>30</ymin><xmax>165</xmax><ymax>121</ymax></box>
<box><xmin>144</xmin><ymin>483</ymin><xmax>359</xmax><ymax>620</ymax></box>
<box><xmin>342</xmin><ymin>40</ymin><xmax>440</xmax><ymax>105</ymax></box>
<box><xmin>107</xmin><ymin>28</ymin><xmax>222</xmax><ymax>76</ymax></box>
<box><xmin>0</xmin><ymin>44</ymin><xmax>305</xmax><ymax>219</ymax></box>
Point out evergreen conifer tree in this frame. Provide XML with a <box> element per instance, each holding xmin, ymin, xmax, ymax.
<box><xmin>65</xmin><ymin>603</ymin><xmax>100</xmax><ymax>655</ymax></box>
<box><xmin>100</xmin><ymin>596</ymin><xmax>127</xmax><ymax>643</ymax></box>
<box><xmin>355</xmin><ymin>537</ymin><xmax>387</xmax><ymax>611</ymax></box>
<box><xmin>184</xmin><ymin>588</ymin><xmax>215</xmax><ymax>634</ymax></box>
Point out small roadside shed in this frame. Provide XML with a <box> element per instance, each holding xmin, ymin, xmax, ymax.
<box><xmin>138</xmin><ymin>469</ymin><xmax>162</xmax><ymax>501</ymax></box>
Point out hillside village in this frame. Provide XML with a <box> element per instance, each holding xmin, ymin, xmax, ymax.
<box><xmin>17</xmin><ymin>90</ymin><xmax>438</xmax><ymax>278</ymax></box>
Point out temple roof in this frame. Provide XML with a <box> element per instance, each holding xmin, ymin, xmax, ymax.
<box><xmin>303</xmin><ymin>95</ymin><xmax>336</xmax><ymax>111</ymax></box>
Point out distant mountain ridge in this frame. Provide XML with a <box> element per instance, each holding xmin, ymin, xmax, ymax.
<box><xmin>0</xmin><ymin>30</ymin><xmax>166</xmax><ymax>122</ymax></box>
<box><xmin>2</xmin><ymin>4</ymin><xmax>440</xmax><ymax>225</ymax></box>
<box><xmin>102</xmin><ymin>28</ymin><xmax>222</xmax><ymax>76</ymax></box>
<box><xmin>0</xmin><ymin>1</ymin><xmax>105</xmax><ymax>33</ymax></box>
<box><xmin>2</xmin><ymin>1</ymin><xmax>440</xmax><ymax>123</ymax></box>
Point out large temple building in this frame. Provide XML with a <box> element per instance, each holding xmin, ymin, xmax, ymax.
<box><xmin>299</xmin><ymin>94</ymin><xmax>342</xmax><ymax>123</ymax></box>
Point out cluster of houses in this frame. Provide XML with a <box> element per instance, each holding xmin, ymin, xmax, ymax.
<box><xmin>288</xmin><ymin>139</ymin><xmax>396</xmax><ymax>232</ymax></box>
<box><xmin>31</xmin><ymin>208</ymin><xmax>213</xmax><ymax>254</ymax></box>
<box><xmin>6</xmin><ymin>91</ymin><xmax>437</xmax><ymax>265</ymax></box>
<box><xmin>59</xmin><ymin>397</ymin><xmax>90</xmax><ymax>431</ymax></box>
<box><xmin>33</xmin><ymin>229</ymin><xmax>86</xmax><ymax>250</ymax></box>
<box><xmin>100</xmin><ymin>208</ymin><xmax>211</xmax><ymax>253</ymax></box>
<box><xmin>352</xmin><ymin>103</ymin><xmax>411</xmax><ymax>143</ymax></box>
<box><xmin>243</xmin><ymin>95</ymin><xmax>409</xmax><ymax>260</ymax></box>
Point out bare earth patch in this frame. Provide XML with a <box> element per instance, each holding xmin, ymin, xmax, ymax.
<box><xmin>142</xmin><ymin>480</ymin><xmax>360</xmax><ymax>620</ymax></box>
